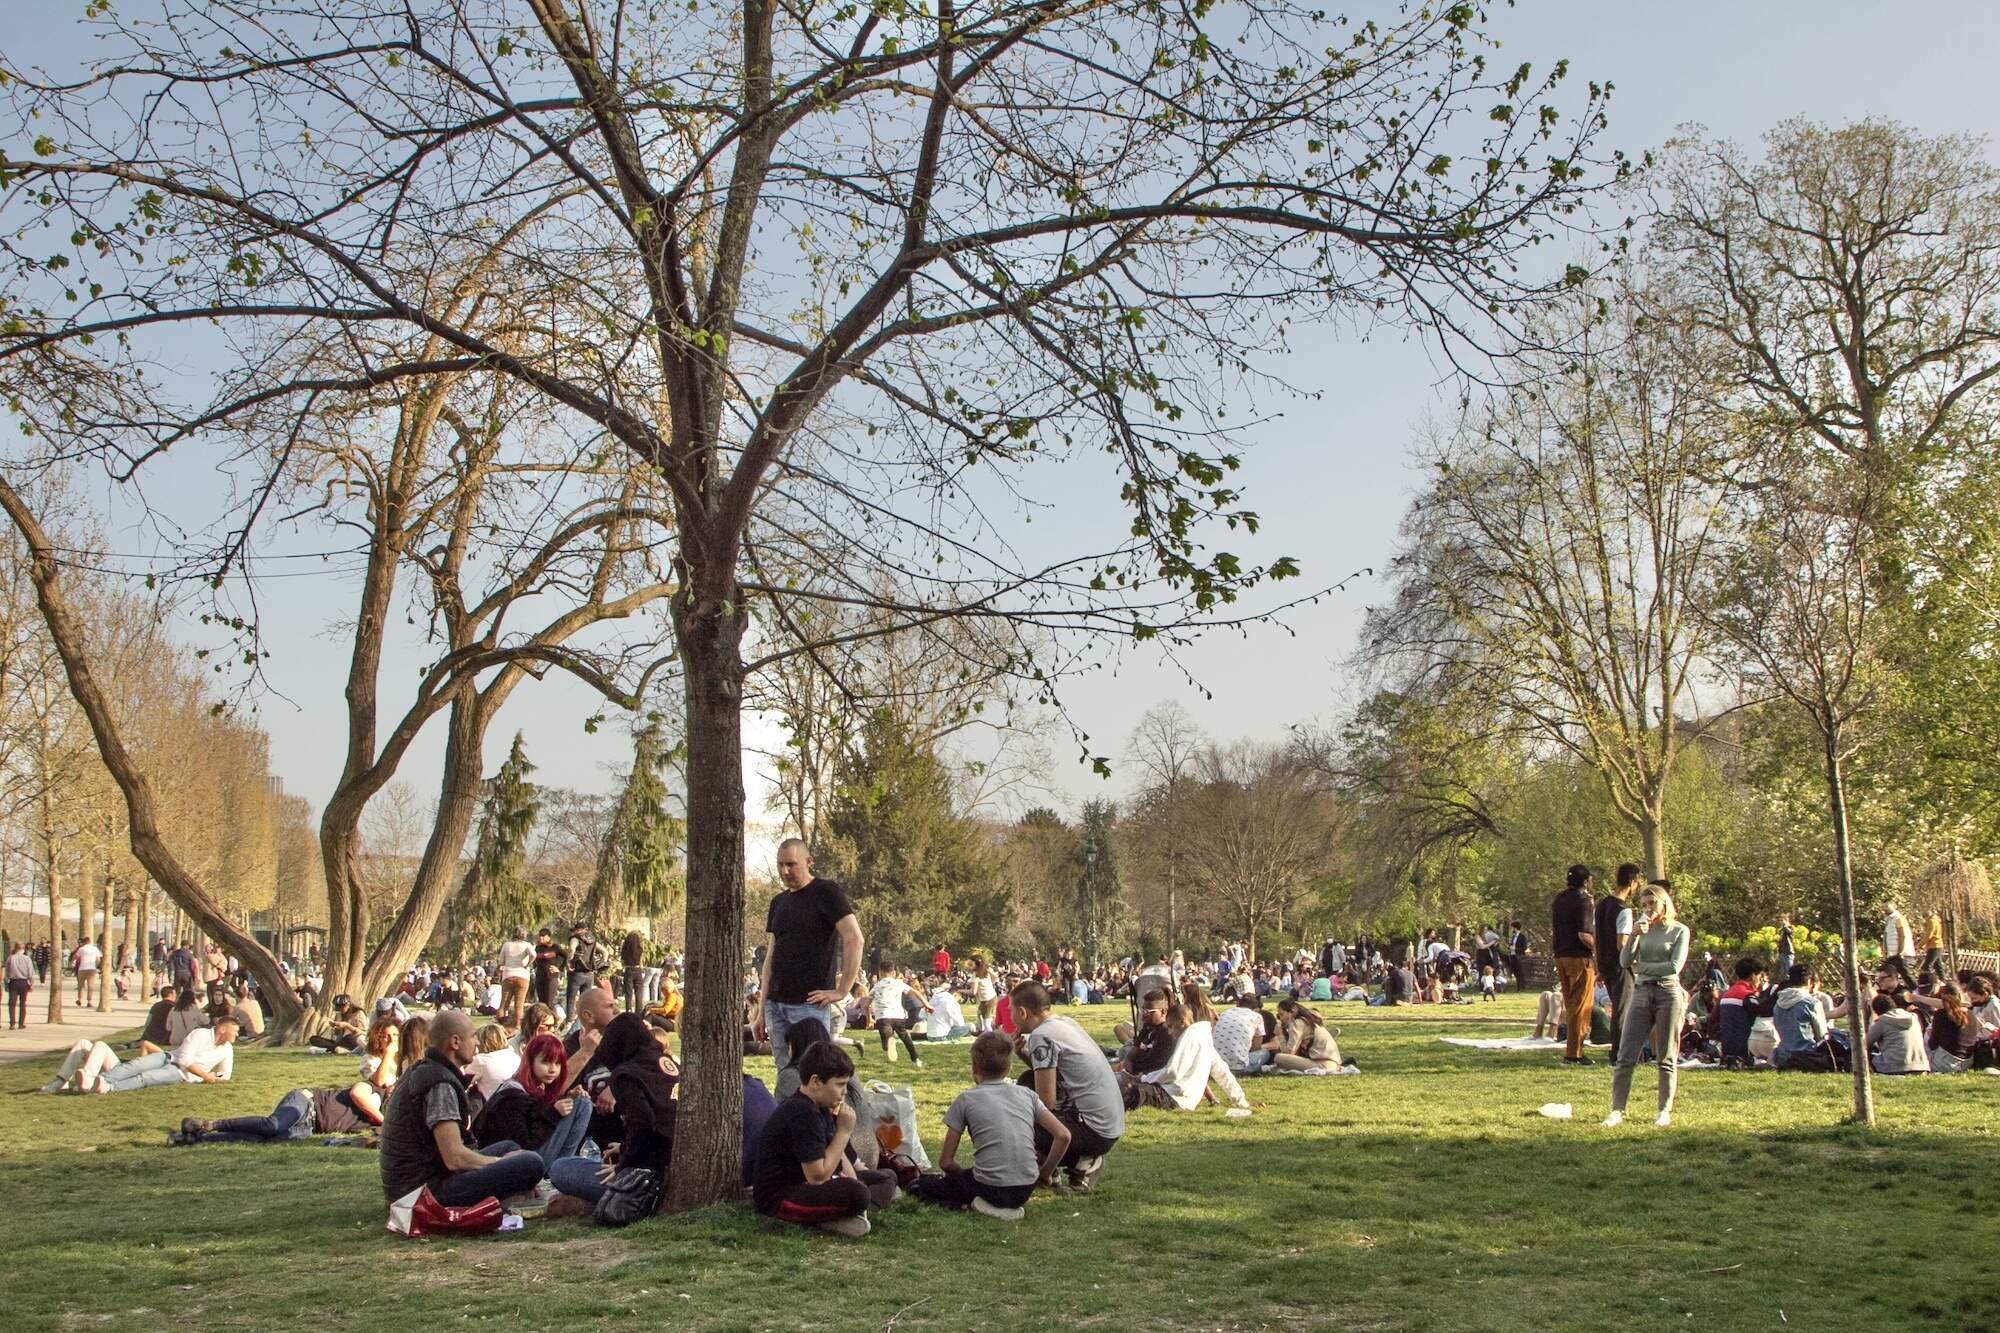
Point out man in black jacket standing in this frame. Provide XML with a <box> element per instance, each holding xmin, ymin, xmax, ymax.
<box><xmin>1550</xmin><ymin>865</ymin><xmax>1598</xmax><ymax>1065</ymax></box>
<box><xmin>1596</xmin><ymin>864</ymin><xmax>1639</xmax><ymax>1062</ymax></box>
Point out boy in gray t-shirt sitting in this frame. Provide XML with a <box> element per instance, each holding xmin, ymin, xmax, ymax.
<box><xmin>912</xmin><ymin>1032</ymin><xmax>1071</xmax><ymax>1220</ymax></box>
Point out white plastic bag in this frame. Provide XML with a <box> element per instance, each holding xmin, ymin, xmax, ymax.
<box><xmin>864</xmin><ymin>1080</ymin><xmax>931</xmax><ymax>1169</ymax></box>
<box><xmin>385</xmin><ymin>1186</ymin><xmax>423</xmax><ymax>1236</ymax></box>
<box><xmin>1537</xmin><ymin>1102</ymin><xmax>1573</xmax><ymax>1120</ymax></box>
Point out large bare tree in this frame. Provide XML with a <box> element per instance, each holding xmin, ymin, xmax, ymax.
<box><xmin>1363</xmin><ymin>284</ymin><xmax>1741</xmax><ymax>879</ymax></box>
<box><xmin>2</xmin><ymin>0</ymin><xmax>1617</xmax><ymax>1204</ymax></box>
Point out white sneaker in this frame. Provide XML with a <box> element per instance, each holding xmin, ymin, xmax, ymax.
<box><xmin>912</xmin><ymin>1059</ymin><xmax>923</xmax><ymax>1068</ymax></box>
<box><xmin>1654</xmin><ymin>1111</ymin><xmax>1673</xmax><ymax>1128</ymax></box>
<box><xmin>1601</xmin><ymin>1111</ymin><xmax>1624</xmax><ymax>1127</ymax></box>
<box><xmin>819</xmin><ymin>1214</ymin><xmax>871</xmax><ymax>1238</ymax></box>
<box><xmin>971</xmin><ymin>1197</ymin><xmax>1024</xmax><ymax>1221</ymax></box>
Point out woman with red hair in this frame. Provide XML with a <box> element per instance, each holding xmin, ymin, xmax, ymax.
<box><xmin>472</xmin><ymin>1032</ymin><xmax>593</xmax><ymax>1159</ymax></box>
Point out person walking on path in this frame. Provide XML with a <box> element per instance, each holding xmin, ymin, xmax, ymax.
<box><xmin>1604</xmin><ymin>883</ymin><xmax>1691</xmax><ymax>1128</ymax></box>
<box><xmin>1773</xmin><ymin>914</ymin><xmax>1795</xmax><ymax>982</ymax></box>
<box><xmin>620</xmin><ymin>930</ymin><xmax>647</xmax><ymax>1013</ymax></box>
<box><xmin>1916</xmin><ymin>910</ymin><xmax>1945</xmax><ymax>985</ymax></box>
<box><xmin>1550</xmin><ymin>865</ymin><xmax>1598</xmax><ymax>1065</ymax></box>
<box><xmin>72</xmin><ymin>937</ymin><xmax>102</xmax><ymax>1008</ymax></box>
<box><xmin>754</xmin><ymin>838</ymin><xmax>864</xmax><ymax>1098</ymax></box>
<box><xmin>6</xmin><ymin>940</ymin><xmax>33</xmax><ymax>1029</ymax></box>
<box><xmin>564</xmin><ymin>921</ymin><xmax>604</xmax><ymax>1020</ymax></box>
<box><xmin>495</xmin><ymin>927</ymin><xmax>534</xmax><ymax>1031</ymax></box>
<box><xmin>1882</xmin><ymin>904</ymin><xmax>1916</xmax><ymax>988</ymax></box>
<box><xmin>1595</xmin><ymin>865</ymin><xmax>1638</xmax><ymax>1064</ymax></box>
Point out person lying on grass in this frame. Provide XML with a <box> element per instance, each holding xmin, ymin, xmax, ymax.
<box><xmin>912</xmin><ymin>1031</ymin><xmax>1070</xmax><ymax>1221</ymax></box>
<box><xmin>45</xmin><ymin>1013</ymin><xmax>239</xmax><ymax>1093</ymax></box>
<box><xmin>171</xmin><ymin>1081</ymin><xmax>384</xmax><ymax>1145</ymax></box>
<box><xmin>750</xmin><ymin>1038</ymin><xmax>896</xmax><ymax>1238</ymax></box>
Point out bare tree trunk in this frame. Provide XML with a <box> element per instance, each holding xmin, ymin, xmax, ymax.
<box><xmin>1824</xmin><ymin>734</ymin><xmax>1874</xmax><ymax>1127</ymax></box>
<box><xmin>0</xmin><ymin>474</ymin><xmax>302</xmax><ymax>1035</ymax></box>
<box><xmin>45</xmin><ymin>851</ymin><xmax>63</xmax><ymax>1025</ymax></box>
<box><xmin>358</xmin><ymin>689</ymin><xmax>486</xmax><ymax>1003</ymax></box>
<box><xmin>98</xmin><ymin>869</ymin><xmax>113</xmax><ymax>1013</ymax></box>
<box><xmin>1640</xmin><ymin>807</ymin><xmax>1668</xmax><ymax>883</ymax></box>
<box><xmin>665</xmin><ymin>592</ymin><xmax>747</xmax><ymax>1211</ymax></box>
<box><xmin>138</xmin><ymin>882</ymin><xmax>152</xmax><ymax>1000</ymax></box>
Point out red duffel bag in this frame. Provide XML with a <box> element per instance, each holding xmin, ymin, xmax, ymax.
<box><xmin>387</xmin><ymin>1186</ymin><xmax>505</xmax><ymax>1237</ymax></box>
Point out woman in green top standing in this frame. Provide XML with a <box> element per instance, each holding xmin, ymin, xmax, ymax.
<box><xmin>1603</xmin><ymin>881</ymin><xmax>1691</xmax><ymax>1128</ymax></box>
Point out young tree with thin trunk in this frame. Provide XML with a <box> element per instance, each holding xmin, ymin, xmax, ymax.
<box><xmin>1705</xmin><ymin>465</ymin><xmax>1886</xmax><ymax>1127</ymax></box>
<box><xmin>1122</xmin><ymin>701</ymin><xmax>1205</xmax><ymax>954</ymax></box>
<box><xmin>3</xmin><ymin>0</ymin><xmax>1620</xmax><ymax>1206</ymax></box>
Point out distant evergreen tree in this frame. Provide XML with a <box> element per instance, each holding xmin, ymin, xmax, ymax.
<box><xmin>1071</xmin><ymin>799</ymin><xmax>1127</xmax><ymax>972</ymax></box>
<box><xmin>456</xmin><ymin>733</ymin><xmax>547</xmax><ymax>955</ymax></box>
<box><xmin>584</xmin><ymin>720</ymin><xmax>686</xmax><ymax>930</ymax></box>
<box><xmin>819</xmin><ymin>709</ymin><xmax>1004</xmax><ymax>957</ymax></box>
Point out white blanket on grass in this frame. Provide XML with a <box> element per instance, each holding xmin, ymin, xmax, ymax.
<box><xmin>1439</xmin><ymin>1035</ymin><xmax>1723</xmax><ymax>1070</ymax></box>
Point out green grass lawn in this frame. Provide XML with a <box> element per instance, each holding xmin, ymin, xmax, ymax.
<box><xmin>2</xmin><ymin>996</ymin><xmax>1993</xmax><ymax>1331</ymax></box>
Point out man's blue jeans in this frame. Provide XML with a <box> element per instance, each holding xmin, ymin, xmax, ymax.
<box><xmin>764</xmin><ymin>1000</ymin><xmax>835</xmax><ymax>1099</ymax></box>
<box><xmin>431</xmin><ymin>1140</ymin><xmax>546</xmax><ymax>1207</ymax></box>
<box><xmin>202</xmin><ymin>1089</ymin><xmax>314</xmax><ymax>1141</ymax></box>
<box><xmin>102</xmin><ymin>1050</ymin><xmax>184</xmax><ymax>1091</ymax></box>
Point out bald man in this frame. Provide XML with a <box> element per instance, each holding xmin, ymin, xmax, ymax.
<box><xmin>379</xmin><ymin>1009</ymin><xmax>545</xmax><ymax>1205</ymax></box>
<box><xmin>756</xmin><ymin>838</ymin><xmax>864</xmax><ymax>1097</ymax></box>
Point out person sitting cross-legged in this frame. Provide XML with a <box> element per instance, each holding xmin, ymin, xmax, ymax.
<box><xmin>377</xmin><ymin>1010</ymin><xmax>545</xmax><ymax>1208</ymax></box>
<box><xmin>911</xmin><ymin>1032</ymin><xmax>1070</xmax><ymax>1220</ymax></box>
<box><xmin>751</xmin><ymin>1039</ymin><xmax>890</xmax><ymax>1238</ymax></box>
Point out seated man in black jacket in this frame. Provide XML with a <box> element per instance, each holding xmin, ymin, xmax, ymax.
<box><xmin>378</xmin><ymin>1010</ymin><xmax>545</xmax><ymax>1206</ymax></box>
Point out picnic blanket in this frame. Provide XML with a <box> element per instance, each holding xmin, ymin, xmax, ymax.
<box><xmin>1440</xmin><ymin>1035</ymin><xmax>1724</xmax><ymax>1071</ymax></box>
<box><xmin>1440</xmin><ymin>1035</ymin><xmax>1565</xmax><ymax>1051</ymax></box>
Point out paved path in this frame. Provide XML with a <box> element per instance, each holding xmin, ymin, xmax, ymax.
<box><xmin>0</xmin><ymin>993</ymin><xmax>152</xmax><ymax>1064</ymax></box>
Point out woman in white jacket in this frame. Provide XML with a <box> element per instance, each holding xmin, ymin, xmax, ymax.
<box><xmin>1127</xmin><ymin>983</ymin><xmax>1253</xmax><ymax>1116</ymax></box>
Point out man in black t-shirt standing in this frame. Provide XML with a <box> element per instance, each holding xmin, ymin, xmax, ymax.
<box><xmin>755</xmin><ymin>839</ymin><xmax>864</xmax><ymax>1098</ymax></box>
<box><xmin>1596</xmin><ymin>864</ymin><xmax>1639</xmax><ymax>1062</ymax></box>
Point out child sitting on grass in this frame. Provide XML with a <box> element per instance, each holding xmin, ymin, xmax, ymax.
<box><xmin>750</xmin><ymin>1039</ymin><xmax>894</xmax><ymax>1238</ymax></box>
<box><xmin>912</xmin><ymin>1032</ymin><xmax>1071</xmax><ymax>1220</ymax></box>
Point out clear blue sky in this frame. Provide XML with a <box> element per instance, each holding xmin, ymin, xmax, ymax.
<box><xmin>10</xmin><ymin>3</ymin><xmax>2000</xmax><ymax>825</ymax></box>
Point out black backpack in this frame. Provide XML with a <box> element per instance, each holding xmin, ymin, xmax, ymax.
<box><xmin>592</xmin><ymin>1167</ymin><xmax>663</xmax><ymax>1227</ymax></box>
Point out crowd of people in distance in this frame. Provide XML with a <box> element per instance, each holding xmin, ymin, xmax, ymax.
<box><xmin>14</xmin><ymin>837</ymin><xmax>1997</xmax><ymax>1241</ymax></box>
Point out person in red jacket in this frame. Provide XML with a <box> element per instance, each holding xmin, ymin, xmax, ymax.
<box><xmin>932</xmin><ymin>947</ymin><xmax>951</xmax><ymax>978</ymax></box>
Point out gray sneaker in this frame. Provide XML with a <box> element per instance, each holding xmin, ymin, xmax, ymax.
<box><xmin>819</xmin><ymin>1214</ymin><xmax>871</xmax><ymax>1238</ymax></box>
<box><xmin>1065</xmin><ymin>1155</ymin><xmax>1105</xmax><ymax>1193</ymax></box>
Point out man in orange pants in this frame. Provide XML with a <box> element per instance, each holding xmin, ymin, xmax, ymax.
<box><xmin>1550</xmin><ymin>864</ymin><xmax>1598</xmax><ymax>1064</ymax></box>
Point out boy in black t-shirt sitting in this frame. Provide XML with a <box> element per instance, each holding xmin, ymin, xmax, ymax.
<box><xmin>751</xmin><ymin>1040</ymin><xmax>888</xmax><ymax>1238</ymax></box>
